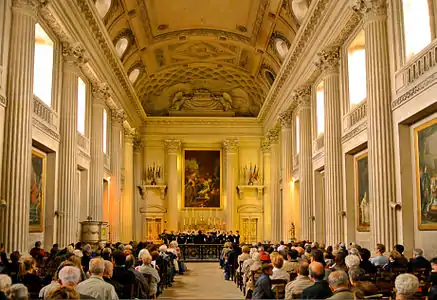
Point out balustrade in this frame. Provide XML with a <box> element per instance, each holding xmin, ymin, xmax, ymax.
<box><xmin>77</xmin><ymin>133</ymin><xmax>90</xmax><ymax>154</ymax></box>
<box><xmin>343</xmin><ymin>101</ymin><xmax>367</xmax><ymax>131</ymax></box>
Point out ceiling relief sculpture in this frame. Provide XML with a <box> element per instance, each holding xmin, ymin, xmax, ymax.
<box><xmin>101</xmin><ymin>0</ymin><xmax>300</xmax><ymax>117</ymax></box>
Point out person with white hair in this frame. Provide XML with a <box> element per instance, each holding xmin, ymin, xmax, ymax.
<box><xmin>395</xmin><ymin>273</ymin><xmax>419</xmax><ymax>300</ymax></box>
<box><xmin>9</xmin><ymin>284</ymin><xmax>28</xmax><ymax>300</ymax></box>
<box><xmin>0</xmin><ymin>274</ymin><xmax>12</xmax><ymax>300</ymax></box>
<box><xmin>345</xmin><ymin>254</ymin><xmax>364</xmax><ymax>279</ymax></box>
<box><xmin>327</xmin><ymin>271</ymin><xmax>354</xmax><ymax>299</ymax></box>
<box><xmin>138</xmin><ymin>252</ymin><xmax>160</xmax><ymax>297</ymax></box>
<box><xmin>77</xmin><ymin>258</ymin><xmax>118</xmax><ymax>300</ymax></box>
<box><xmin>408</xmin><ymin>248</ymin><xmax>431</xmax><ymax>273</ymax></box>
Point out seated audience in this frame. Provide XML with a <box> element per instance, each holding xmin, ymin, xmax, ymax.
<box><xmin>326</xmin><ymin>271</ymin><xmax>354</xmax><ymax>299</ymax></box>
<box><xmin>0</xmin><ymin>274</ymin><xmax>11</xmax><ymax>300</ymax></box>
<box><xmin>428</xmin><ymin>257</ymin><xmax>437</xmax><ymax>285</ymax></box>
<box><xmin>394</xmin><ymin>273</ymin><xmax>419</xmax><ymax>300</ymax></box>
<box><xmin>385</xmin><ymin>250</ymin><xmax>409</xmax><ymax>271</ymax></box>
<box><xmin>283</xmin><ymin>249</ymin><xmax>300</xmax><ymax>274</ymax></box>
<box><xmin>408</xmin><ymin>248</ymin><xmax>431</xmax><ymax>273</ymax></box>
<box><xmin>284</xmin><ymin>261</ymin><xmax>314</xmax><ymax>300</ymax></box>
<box><xmin>349</xmin><ymin>268</ymin><xmax>378</xmax><ymax>299</ymax></box>
<box><xmin>345</xmin><ymin>255</ymin><xmax>364</xmax><ymax>278</ymax></box>
<box><xmin>301</xmin><ymin>262</ymin><xmax>333</xmax><ymax>299</ymax></box>
<box><xmin>102</xmin><ymin>260</ymin><xmax>121</xmax><ymax>296</ymax></box>
<box><xmin>138</xmin><ymin>252</ymin><xmax>160</xmax><ymax>297</ymax></box>
<box><xmin>358</xmin><ymin>248</ymin><xmax>377</xmax><ymax>274</ymax></box>
<box><xmin>252</xmin><ymin>263</ymin><xmax>275</xmax><ymax>300</ymax></box>
<box><xmin>29</xmin><ymin>241</ymin><xmax>46</xmax><ymax>267</ymax></box>
<box><xmin>331</xmin><ymin>252</ymin><xmax>347</xmax><ymax>273</ymax></box>
<box><xmin>47</xmin><ymin>286</ymin><xmax>80</xmax><ymax>299</ymax></box>
<box><xmin>57</xmin><ymin>266</ymin><xmax>95</xmax><ymax>299</ymax></box>
<box><xmin>371</xmin><ymin>244</ymin><xmax>389</xmax><ymax>267</ymax></box>
<box><xmin>9</xmin><ymin>283</ymin><xmax>28</xmax><ymax>300</ymax></box>
<box><xmin>126</xmin><ymin>254</ymin><xmax>148</xmax><ymax>299</ymax></box>
<box><xmin>77</xmin><ymin>258</ymin><xmax>118</xmax><ymax>300</ymax></box>
<box><xmin>271</xmin><ymin>255</ymin><xmax>290</xmax><ymax>282</ymax></box>
<box><xmin>39</xmin><ymin>261</ymin><xmax>75</xmax><ymax>299</ymax></box>
<box><xmin>20</xmin><ymin>258</ymin><xmax>42</xmax><ymax>298</ymax></box>
<box><xmin>238</xmin><ymin>246</ymin><xmax>250</xmax><ymax>264</ymax></box>
<box><xmin>111</xmin><ymin>250</ymin><xmax>136</xmax><ymax>299</ymax></box>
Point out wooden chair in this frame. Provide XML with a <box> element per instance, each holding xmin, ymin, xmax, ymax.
<box><xmin>270</xmin><ymin>279</ymin><xmax>287</xmax><ymax>299</ymax></box>
<box><xmin>142</xmin><ymin>273</ymin><xmax>153</xmax><ymax>298</ymax></box>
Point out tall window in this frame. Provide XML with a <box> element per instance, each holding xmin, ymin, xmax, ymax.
<box><xmin>403</xmin><ymin>0</ymin><xmax>432</xmax><ymax>60</ymax></box>
<box><xmin>103</xmin><ymin>109</ymin><xmax>108</xmax><ymax>153</ymax></box>
<box><xmin>296</xmin><ymin>114</ymin><xmax>300</xmax><ymax>154</ymax></box>
<box><xmin>316</xmin><ymin>81</ymin><xmax>324</xmax><ymax>136</ymax></box>
<box><xmin>34</xmin><ymin>24</ymin><xmax>54</xmax><ymax>106</ymax></box>
<box><xmin>348</xmin><ymin>30</ymin><xmax>366</xmax><ymax>107</ymax></box>
<box><xmin>77</xmin><ymin>78</ymin><xmax>87</xmax><ymax>135</ymax></box>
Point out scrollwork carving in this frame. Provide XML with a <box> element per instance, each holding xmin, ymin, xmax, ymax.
<box><xmin>261</xmin><ymin>138</ymin><xmax>271</xmax><ymax>153</ymax></box>
<box><xmin>267</xmin><ymin>126</ymin><xmax>280</xmax><ymax>144</ymax></box>
<box><xmin>164</xmin><ymin>139</ymin><xmax>181</xmax><ymax>154</ymax></box>
<box><xmin>351</xmin><ymin>0</ymin><xmax>387</xmax><ymax>19</ymax></box>
<box><xmin>314</xmin><ymin>46</ymin><xmax>340</xmax><ymax>75</ymax></box>
<box><xmin>111</xmin><ymin>109</ymin><xmax>125</xmax><ymax>124</ymax></box>
<box><xmin>295</xmin><ymin>85</ymin><xmax>312</xmax><ymax>110</ymax></box>
<box><xmin>91</xmin><ymin>83</ymin><xmax>110</xmax><ymax>105</ymax></box>
<box><xmin>223</xmin><ymin>139</ymin><xmax>239</xmax><ymax>153</ymax></box>
<box><xmin>278</xmin><ymin>109</ymin><xmax>293</xmax><ymax>128</ymax></box>
<box><xmin>12</xmin><ymin>0</ymin><xmax>46</xmax><ymax>15</ymax></box>
<box><xmin>62</xmin><ymin>42</ymin><xmax>88</xmax><ymax>68</ymax></box>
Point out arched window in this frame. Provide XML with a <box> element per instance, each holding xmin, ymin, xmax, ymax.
<box><xmin>402</xmin><ymin>0</ymin><xmax>432</xmax><ymax>60</ymax></box>
<box><xmin>316</xmin><ymin>81</ymin><xmax>324</xmax><ymax>136</ymax></box>
<box><xmin>115</xmin><ymin>37</ymin><xmax>128</xmax><ymax>58</ymax></box>
<box><xmin>275</xmin><ymin>38</ymin><xmax>289</xmax><ymax>60</ymax></box>
<box><xmin>77</xmin><ymin>77</ymin><xmax>87</xmax><ymax>135</ymax></box>
<box><xmin>128</xmin><ymin>68</ymin><xmax>140</xmax><ymax>83</ymax></box>
<box><xmin>265</xmin><ymin>70</ymin><xmax>276</xmax><ymax>86</ymax></box>
<box><xmin>96</xmin><ymin>0</ymin><xmax>111</xmax><ymax>18</ymax></box>
<box><xmin>347</xmin><ymin>30</ymin><xmax>366</xmax><ymax>107</ymax></box>
<box><xmin>34</xmin><ymin>23</ymin><xmax>54</xmax><ymax>106</ymax></box>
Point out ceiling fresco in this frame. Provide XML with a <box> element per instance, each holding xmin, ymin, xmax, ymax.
<box><xmin>101</xmin><ymin>0</ymin><xmax>303</xmax><ymax>117</ymax></box>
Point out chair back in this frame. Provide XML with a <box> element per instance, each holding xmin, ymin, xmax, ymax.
<box><xmin>270</xmin><ymin>279</ymin><xmax>287</xmax><ymax>299</ymax></box>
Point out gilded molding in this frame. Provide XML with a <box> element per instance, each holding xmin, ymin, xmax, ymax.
<box><xmin>133</xmin><ymin>136</ymin><xmax>143</xmax><ymax>153</ymax></box>
<box><xmin>223</xmin><ymin>139</ymin><xmax>239</xmax><ymax>153</ymax></box>
<box><xmin>124</xmin><ymin>128</ymin><xmax>136</xmax><ymax>143</ymax></box>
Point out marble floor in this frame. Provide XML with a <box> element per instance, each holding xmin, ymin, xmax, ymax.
<box><xmin>161</xmin><ymin>262</ymin><xmax>243</xmax><ymax>299</ymax></box>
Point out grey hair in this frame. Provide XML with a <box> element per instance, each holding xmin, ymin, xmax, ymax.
<box><xmin>0</xmin><ymin>274</ymin><xmax>12</xmax><ymax>290</ymax></box>
<box><xmin>328</xmin><ymin>271</ymin><xmax>349</xmax><ymax>289</ymax></box>
<box><xmin>89</xmin><ymin>258</ymin><xmax>105</xmax><ymax>275</ymax></box>
<box><xmin>349</xmin><ymin>248</ymin><xmax>359</xmax><ymax>256</ymax></box>
<box><xmin>9</xmin><ymin>284</ymin><xmax>28</xmax><ymax>300</ymax></box>
<box><xmin>395</xmin><ymin>273</ymin><xmax>419</xmax><ymax>296</ymax></box>
<box><xmin>138</xmin><ymin>248</ymin><xmax>150</xmax><ymax>260</ymax></box>
<box><xmin>159</xmin><ymin>245</ymin><xmax>167</xmax><ymax>252</ymax></box>
<box><xmin>58</xmin><ymin>266</ymin><xmax>81</xmax><ymax>284</ymax></box>
<box><xmin>413</xmin><ymin>248</ymin><xmax>423</xmax><ymax>257</ymax></box>
<box><xmin>345</xmin><ymin>255</ymin><xmax>360</xmax><ymax>268</ymax></box>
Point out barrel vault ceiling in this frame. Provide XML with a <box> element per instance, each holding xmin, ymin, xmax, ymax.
<box><xmin>103</xmin><ymin>0</ymin><xmax>301</xmax><ymax>117</ymax></box>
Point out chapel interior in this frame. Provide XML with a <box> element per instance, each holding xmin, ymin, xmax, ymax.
<box><xmin>0</xmin><ymin>0</ymin><xmax>437</xmax><ymax>263</ymax></box>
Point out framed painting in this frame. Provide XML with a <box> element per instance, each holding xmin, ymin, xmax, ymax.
<box><xmin>30</xmin><ymin>150</ymin><xmax>45</xmax><ymax>232</ymax></box>
<box><xmin>182</xmin><ymin>149</ymin><xmax>222</xmax><ymax>208</ymax></box>
<box><xmin>415</xmin><ymin>118</ymin><xmax>437</xmax><ymax>230</ymax></box>
<box><xmin>355</xmin><ymin>152</ymin><xmax>370</xmax><ymax>232</ymax></box>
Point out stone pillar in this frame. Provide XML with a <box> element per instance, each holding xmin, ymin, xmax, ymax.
<box><xmin>316</xmin><ymin>47</ymin><xmax>344</xmax><ymax>246</ymax></box>
<box><xmin>56</xmin><ymin>44</ymin><xmax>86</xmax><ymax>246</ymax></box>
<box><xmin>353</xmin><ymin>0</ymin><xmax>397</xmax><ymax>249</ymax></box>
<box><xmin>89</xmin><ymin>84</ymin><xmax>108</xmax><ymax>221</ymax></box>
<box><xmin>109</xmin><ymin>110</ymin><xmax>123</xmax><ymax>242</ymax></box>
<box><xmin>0</xmin><ymin>0</ymin><xmax>41</xmax><ymax>254</ymax></box>
<box><xmin>133</xmin><ymin>137</ymin><xmax>143</xmax><ymax>241</ymax></box>
<box><xmin>268</xmin><ymin>126</ymin><xmax>281</xmax><ymax>242</ymax></box>
<box><xmin>164</xmin><ymin>139</ymin><xmax>180</xmax><ymax>232</ymax></box>
<box><xmin>261</xmin><ymin>139</ymin><xmax>272</xmax><ymax>241</ymax></box>
<box><xmin>223</xmin><ymin>139</ymin><xmax>239</xmax><ymax>231</ymax></box>
<box><xmin>278</xmin><ymin>109</ymin><xmax>293</xmax><ymax>241</ymax></box>
<box><xmin>120</xmin><ymin>129</ymin><xmax>134</xmax><ymax>243</ymax></box>
<box><xmin>296</xmin><ymin>86</ymin><xmax>314</xmax><ymax>241</ymax></box>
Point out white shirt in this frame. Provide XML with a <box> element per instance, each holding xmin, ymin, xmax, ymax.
<box><xmin>77</xmin><ymin>275</ymin><xmax>119</xmax><ymax>300</ymax></box>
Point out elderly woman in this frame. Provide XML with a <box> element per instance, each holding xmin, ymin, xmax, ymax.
<box><xmin>346</xmin><ymin>254</ymin><xmax>365</xmax><ymax>279</ymax></box>
<box><xmin>395</xmin><ymin>273</ymin><xmax>419</xmax><ymax>300</ymax></box>
<box><xmin>9</xmin><ymin>284</ymin><xmax>28</xmax><ymax>300</ymax></box>
<box><xmin>238</xmin><ymin>246</ymin><xmax>251</xmax><ymax>264</ymax></box>
<box><xmin>242</xmin><ymin>249</ymin><xmax>257</xmax><ymax>282</ymax></box>
<box><xmin>138</xmin><ymin>252</ymin><xmax>160</xmax><ymax>298</ymax></box>
<box><xmin>271</xmin><ymin>255</ymin><xmax>290</xmax><ymax>283</ymax></box>
<box><xmin>0</xmin><ymin>274</ymin><xmax>12</xmax><ymax>300</ymax></box>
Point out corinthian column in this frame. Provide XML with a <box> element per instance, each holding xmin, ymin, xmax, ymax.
<box><xmin>223</xmin><ymin>139</ymin><xmax>239</xmax><ymax>231</ymax></box>
<box><xmin>261</xmin><ymin>138</ymin><xmax>272</xmax><ymax>241</ymax></box>
<box><xmin>164</xmin><ymin>139</ymin><xmax>181</xmax><ymax>232</ymax></box>
<box><xmin>353</xmin><ymin>0</ymin><xmax>397</xmax><ymax>249</ymax></box>
<box><xmin>296</xmin><ymin>86</ymin><xmax>314</xmax><ymax>241</ymax></box>
<box><xmin>278</xmin><ymin>109</ymin><xmax>293</xmax><ymax>241</ymax></box>
<box><xmin>56</xmin><ymin>43</ymin><xmax>86</xmax><ymax>246</ymax></box>
<box><xmin>109</xmin><ymin>110</ymin><xmax>124</xmax><ymax>242</ymax></box>
<box><xmin>120</xmin><ymin>129</ymin><xmax>134</xmax><ymax>243</ymax></box>
<box><xmin>315</xmin><ymin>47</ymin><xmax>344</xmax><ymax>246</ymax></box>
<box><xmin>133</xmin><ymin>138</ymin><xmax>143</xmax><ymax>241</ymax></box>
<box><xmin>0</xmin><ymin>0</ymin><xmax>41</xmax><ymax>254</ymax></box>
<box><xmin>268</xmin><ymin>126</ymin><xmax>281</xmax><ymax>242</ymax></box>
<box><xmin>89</xmin><ymin>84</ymin><xmax>108</xmax><ymax>221</ymax></box>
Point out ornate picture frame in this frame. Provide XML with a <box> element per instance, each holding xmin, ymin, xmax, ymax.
<box><xmin>30</xmin><ymin>149</ymin><xmax>45</xmax><ymax>232</ymax></box>
<box><xmin>355</xmin><ymin>152</ymin><xmax>370</xmax><ymax>232</ymax></box>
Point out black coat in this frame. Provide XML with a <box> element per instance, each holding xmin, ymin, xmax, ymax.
<box><xmin>301</xmin><ymin>280</ymin><xmax>333</xmax><ymax>299</ymax></box>
<box><xmin>408</xmin><ymin>256</ymin><xmax>431</xmax><ymax>272</ymax></box>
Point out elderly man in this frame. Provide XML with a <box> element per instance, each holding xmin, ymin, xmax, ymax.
<box><xmin>395</xmin><ymin>273</ymin><xmax>419</xmax><ymax>300</ymax></box>
<box><xmin>327</xmin><ymin>271</ymin><xmax>354</xmax><ymax>299</ymax></box>
<box><xmin>0</xmin><ymin>274</ymin><xmax>11</xmax><ymax>300</ymax></box>
<box><xmin>77</xmin><ymin>258</ymin><xmax>118</xmax><ymax>300</ymax></box>
<box><xmin>408</xmin><ymin>248</ymin><xmax>431</xmax><ymax>273</ymax></box>
<box><xmin>138</xmin><ymin>252</ymin><xmax>160</xmax><ymax>297</ymax></box>
<box><xmin>301</xmin><ymin>262</ymin><xmax>333</xmax><ymax>299</ymax></box>
<box><xmin>285</xmin><ymin>261</ymin><xmax>314</xmax><ymax>300</ymax></box>
<box><xmin>126</xmin><ymin>254</ymin><xmax>149</xmax><ymax>299</ymax></box>
<box><xmin>57</xmin><ymin>266</ymin><xmax>95</xmax><ymax>299</ymax></box>
<box><xmin>102</xmin><ymin>260</ymin><xmax>121</xmax><ymax>296</ymax></box>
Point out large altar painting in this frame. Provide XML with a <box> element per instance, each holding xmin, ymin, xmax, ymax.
<box><xmin>183</xmin><ymin>149</ymin><xmax>222</xmax><ymax>208</ymax></box>
<box><xmin>30</xmin><ymin>150</ymin><xmax>45</xmax><ymax>232</ymax></box>
<box><xmin>355</xmin><ymin>153</ymin><xmax>370</xmax><ymax>232</ymax></box>
<box><xmin>415</xmin><ymin>118</ymin><xmax>437</xmax><ymax>230</ymax></box>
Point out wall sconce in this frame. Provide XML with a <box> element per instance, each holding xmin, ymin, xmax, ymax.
<box><xmin>390</xmin><ymin>202</ymin><xmax>402</xmax><ymax>210</ymax></box>
<box><xmin>0</xmin><ymin>199</ymin><xmax>6</xmax><ymax>209</ymax></box>
<box><xmin>338</xmin><ymin>211</ymin><xmax>346</xmax><ymax>217</ymax></box>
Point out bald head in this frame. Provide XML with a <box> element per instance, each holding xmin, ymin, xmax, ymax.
<box><xmin>309</xmin><ymin>262</ymin><xmax>325</xmax><ymax>281</ymax></box>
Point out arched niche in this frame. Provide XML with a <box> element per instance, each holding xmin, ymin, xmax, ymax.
<box><xmin>95</xmin><ymin>0</ymin><xmax>111</xmax><ymax>18</ymax></box>
<box><xmin>129</xmin><ymin>68</ymin><xmax>140</xmax><ymax>83</ymax></box>
<box><xmin>114</xmin><ymin>37</ymin><xmax>128</xmax><ymax>58</ymax></box>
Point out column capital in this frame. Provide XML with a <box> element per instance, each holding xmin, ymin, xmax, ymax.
<box><xmin>12</xmin><ymin>0</ymin><xmax>46</xmax><ymax>16</ymax></box>
<box><xmin>261</xmin><ymin>138</ymin><xmax>271</xmax><ymax>153</ymax></box>
<box><xmin>223</xmin><ymin>139</ymin><xmax>239</xmax><ymax>153</ymax></box>
<box><xmin>164</xmin><ymin>139</ymin><xmax>181</xmax><ymax>154</ymax></box>
<box><xmin>92</xmin><ymin>83</ymin><xmax>110</xmax><ymax>106</ymax></box>
<box><xmin>112</xmin><ymin>109</ymin><xmax>125</xmax><ymax>125</ymax></box>
<box><xmin>267</xmin><ymin>126</ymin><xmax>280</xmax><ymax>144</ymax></box>
<box><xmin>124</xmin><ymin>128</ymin><xmax>136</xmax><ymax>144</ymax></box>
<box><xmin>278</xmin><ymin>109</ymin><xmax>293</xmax><ymax>129</ymax></box>
<box><xmin>314</xmin><ymin>46</ymin><xmax>340</xmax><ymax>75</ymax></box>
<box><xmin>62</xmin><ymin>42</ymin><xmax>88</xmax><ymax>70</ymax></box>
<box><xmin>133</xmin><ymin>136</ymin><xmax>143</xmax><ymax>153</ymax></box>
<box><xmin>294</xmin><ymin>85</ymin><xmax>312</xmax><ymax>110</ymax></box>
<box><xmin>351</xmin><ymin>0</ymin><xmax>387</xmax><ymax>20</ymax></box>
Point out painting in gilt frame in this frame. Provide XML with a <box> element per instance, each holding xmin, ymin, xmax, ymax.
<box><xmin>30</xmin><ymin>150</ymin><xmax>45</xmax><ymax>232</ymax></box>
<box><xmin>355</xmin><ymin>152</ymin><xmax>370</xmax><ymax>232</ymax></box>
<box><xmin>183</xmin><ymin>149</ymin><xmax>222</xmax><ymax>208</ymax></box>
<box><xmin>415</xmin><ymin>118</ymin><xmax>437</xmax><ymax>230</ymax></box>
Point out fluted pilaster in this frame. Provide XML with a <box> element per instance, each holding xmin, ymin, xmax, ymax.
<box><xmin>164</xmin><ymin>139</ymin><xmax>181</xmax><ymax>231</ymax></box>
<box><xmin>120</xmin><ymin>130</ymin><xmax>134</xmax><ymax>242</ymax></box>
<box><xmin>316</xmin><ymin>47</ymin><xmax>344</xmax><ymax>246</ymax></box>
<box><xmin>0</xmin><ymin>0</ymin><xmax>41</xmax><ymax>253</ymax></box>
<box><xmin>109</xmin><ymin>110</ymin><xmax>123</xmax><ymax>242</ymax></box>
<box><xmin>89</xmin><ymin>84</ymin><xmax>108</xmax><ymax>221</ymax></box>
<box><xmin>133</xmin><ymin>137</ymin><xmax>143</xmax><ymax>241</ymax></box>
<box><xmin>296</xmin><ymin>86</ymin><xmax>314</xmax><ymax>241</ymax></box>
<box><xmin>261</xmin><ymin>139</ymin><xmax>272</xmax><ymax>241</ymax></box>
<box><xmin>223</xmin><ymin>139</ymin><xmax>239</xmax><ymax>231</ymax></box>
<box><xmin>56</xmin><ymin>43</ymin><xmax>87</xmax><ymax>246</ymax></box>
<box><xmin>278</xmin><ymin>109</ymin><xmax>293</xmax><ymax>241</ymax></box>
<box><xmin>353</xmin><ymin>0</ymin><xmax>397</xmax><ymax>249</ymax></box>
<box><xmin>268</xmin><ymin>126</ymin><xmax>281</xmax><ymax>242</ymax></box>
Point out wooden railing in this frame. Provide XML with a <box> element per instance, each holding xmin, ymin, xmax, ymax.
<box><xmin>343</xmin><ymin>100</ymin><xmax>367</xmax><ymax>131</ymax></box>
<box><xmin>179</xmin><ymin>244</ymin><xmax>224</xmax><ymax>261</ymax></box>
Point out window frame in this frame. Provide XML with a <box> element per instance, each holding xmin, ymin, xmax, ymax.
<box><xmin>77</xmin><ymin>76</ymin><xmax>88</xmax><ymax>135</ymax></box>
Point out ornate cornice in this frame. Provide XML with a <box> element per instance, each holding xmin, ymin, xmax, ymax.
<box><xmin>164</xmin><ymin>139</ymin><xmax>181</xmax><ymax>154</ymax></box>
<box><xmin>278</xmin><ymin>109</ymin><xmax>293</xmax><ymax>128</ymax></box>
<box><xmin>223</xmin><ymin>139</ymin><xmax>239</xmax><ymax>153</ymax></box>
<box><xmin>351</xmin><ymin>0</ymin><xmax>387</xmax><ymax>21</ymax></box>
<box><xmin>314</xmin><ymin>46</ymin><xmax>340</xmax><ymax>75</ymax></box>
<box><xmin>32</xmin><ymin>117</ymin><xmax>60</xmax><ymax>141</ymax></box>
